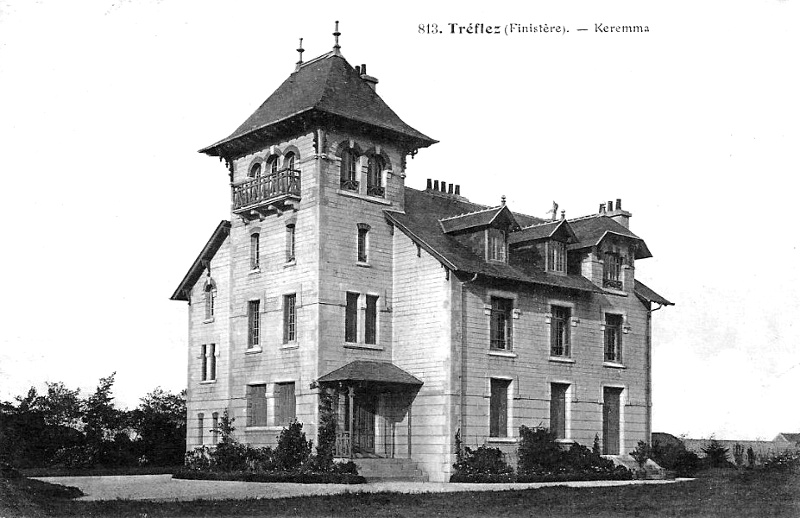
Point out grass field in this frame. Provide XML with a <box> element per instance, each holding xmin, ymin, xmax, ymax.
<box><xmin>2</xmin><ymin>467</ymin><xmax>798</xmax><ymax>517</ymax></box>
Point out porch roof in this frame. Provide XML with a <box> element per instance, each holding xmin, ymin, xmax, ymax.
<box><xmin>317</xmin><ymin>360</ymin><xmax>423</xmax><ymax>386</ymax></box>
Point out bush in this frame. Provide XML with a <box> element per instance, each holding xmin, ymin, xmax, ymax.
<box><xmin>701</xmin><ymin>439</ymin><xmax>733</xmax><ymax>469</ymax></box>
<box><xmin>274</xmin><ymin>420</ymin><xmax>312</xmax><ymax>471</ymax></box>
<box><xmin>516</xmin><ymin>426</ymin><xmax>626</xmax><ymax>479</ymax></box>
<box><xmin>630</xmin><ymin>440</ymin><xmax>651</xmax><ymax>468</ymax></box>
<box><xmin>173</xmin><ymin>468</ymin><xmax>365</xmax><ymax>484</ymax></box>
<box><xmin>52</xmin><ymin>445</ymin><xmax>99</xmax><ymax>469</ymax></box>
<box><xmin>452</xmin><ymin>445</ymin><xmax>513</xmax><ymax>478</ymax></box>
<box><xmin>651</xmin><ymin>437</ymin><xmax>700</xmax><ymax>477</ymax></box>
<box><xmin>762</xmin><ymin>450</ymin><xmax>800</xmax><ymax>472</ymax></box>
<box><xmin>517</xmin><ymin>426</ymin><xmax>562</xmax><ymax>474</ymax></box>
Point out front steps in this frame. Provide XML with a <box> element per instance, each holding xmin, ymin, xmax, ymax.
<box><xmin>352</xmin><ymin>458</ymin><xmax>429</xmax><ymax>482</ymax></box>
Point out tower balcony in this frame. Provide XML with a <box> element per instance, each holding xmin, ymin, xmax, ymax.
<box><xmin>232</xmin><ymin>168</ymin><xmax>301</xmax><ymax>218</ymax></box>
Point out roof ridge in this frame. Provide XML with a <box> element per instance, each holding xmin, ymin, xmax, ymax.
<box><xmin>439</xmin><ymin>205</ymin><xmax>502</xmax><ymax>222</ymax></box>
<box><xmin>567</xmin><ymin>213</ymin><xmax>603</xmax><ymax>223</ymax></box>
<box><xmin>297</xmin><ymin>51</ymin><xmax>336</xmax><ymax>70</ymax></box>
<box><xmin>516</xmin><ymin>219</ymin><xmax>561</xmax><ymax>231</ymax></box>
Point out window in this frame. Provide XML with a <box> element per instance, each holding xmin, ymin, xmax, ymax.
<box><xmin>489</xmin><ymin>379</ymin><xmax>510</xmax><ymax>437</ymax></box>
<box><xmin>247</xmin><ymin>300</ymin><xmax>260</xmax><ymax>349</ymax></box>
<box><xmin>365</xmin><ymin>295</ymin><xmax>378</xmax><ymax>344</ymax></box>
<box><xmin>286</xmin><ymin>224</ymin><xmax>295</xmax><ymax>262</ymax></box>
<box><xmin>345</xmin><ymin>292</ymin><xmax>358</xmax><ymax>343</ymax></box>
<box><xmin>548</xmin><ymin>241</ymin><xmax>567</xmax><ymax>272</ymax></box>
<box><xmin>489</xmin><ymin>297</ymin><xmax>513</xmax><ymax>350</ymax></box>
<box><xmin>204</xmin><ymin>282</ymin><xmax>216</xmax><ymax>320</ymax></box>
<box><xmin>274</xmin><ymin>382</ymin><xmax>296</xmax><ymax>426</ymax></box>
<box><xmin>249</xmin><ymin>162</ymin><xmax>262</xmax><ymax>178</ymax></box>
<box><xmin>211</xmin><ymin>412</ymin><xmax>219</xmax><ymax>444</ymax></box>
<box><xmin>201</xmin><ymin>344</ymin><xmax>216</xmax><ymax>382</ymax></box>
<box><xmin>340</xmin><ymin>149</ymin><xmax>359</xmax><ymax>191</ymax></box>
<box><xmin>604</xmin><ymin>314</ymin><xmax>623</xmax><ymax>363</ymax></box>
<box><xmin>284</xmin><ymin>152</ymin><xmax>296</xmax><ymax>171</ymax></box>
<box><xmin>550</xmin><ymin>383</ymin><xmax>569</xmax><ymax>440</ymax></box>
<box><xmin>487</xmin><ymin>228</ymin><xmax>506</xmax><ymax>262</ymax></box>
<box><xmin>250</xmin><ymin>233</ymin><xmax>260</xmax><ymax>270</ymax></box>
<box><xmin>197</xmin><ymin>413</ymin><xmax>204</xmax><ymax>444</ymax></box>
<box><xmin>357</xmin><ymin>224</ymin><xmax>369</xmax><ymax>263</ymax></box>
<box><xmin>550</xmin><ymin>306</ymin><xmax>571</xmax><ymax>357</ymax></box>
<box><xmin>367</xmin><ymin>155</ymin><xmax>384</xmax><ymax>197</ymax></box>
<box><xmin>246</xmin><ymin>384</ymin><xmax>267</xmax><ymax>427</ymax></box>
<box><xmin>283</xmin><ymin>294</ymin><xmax>296</xmax><ymax>343</ymax></box>
<box><xmin>603</xmin><ymin>252</ymin><xmax>622</xmax><ymax>289</ymax></box>
<box><xmin>267</xmin><ymin>155</ymin><xmax>279</xmax><ymax>175</ymax></box>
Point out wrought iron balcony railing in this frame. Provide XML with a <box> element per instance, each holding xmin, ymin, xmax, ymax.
<box><xmin>603</xmin><ymin>278</ymin><xmax>623</xmax><ymax>290</ymax></box>
<box><xmin>232</xmin><ymin>168</ymin><xmax>300</xmax><ymax>211</ymax></box>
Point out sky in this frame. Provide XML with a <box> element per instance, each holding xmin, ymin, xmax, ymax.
<box><xmin>0</xmin><ymin>0</ymin><xmax>798</xmax><ymax>441</ymax></box>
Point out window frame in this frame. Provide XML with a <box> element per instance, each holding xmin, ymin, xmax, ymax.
<box><xmin>344</xmin><ymin>292</ymin><xmax>359</xmax><ymax>343</ymax></box>
<box><xmin>247</xmin><ymin>300</ymin><xmax>261</xmax><ymax>350</ymax></box>
<box><xmin>211</xmin><ymin>412</ymin><xmax>219</xmax><ymax>444</ymax></box>
<box><xmin>274</xmin><ymin>382</ymin><xmax>296</xmax><ymax>426</ymax></box>
<box><xmin>603</xmin><ymin>252</ymin><xmax>623</xmax><ymax>289</ymax></box>
<box><xmin>250</xmin><ymin>233</ymin><xmax>260</xmax><ymax>270</ymax></box>
<box><xmin>357</xmin><ymin>224</ymin><xmax>370</xmax><ymax>264</ymax></box>
<box><xmin>550</xmin><ymin>383</ymin><xmax>570</xmax><ymax>440</ymax></box>
<box><xmin>204</xmin><ymin>282</ymin><xmax>216</xmax><ymax>321</ymax></box>
<box><xmin>365</xmin><ymin>294</ymin><xmax>378</xmax><ymax>345</ymax></box>
<box><xmin>286</xmin><ymin>224</ymin><xmax>296</xmax><ymax>262</ymax></box>
<box><xmin>550</xmin><ymin>306</ymin><xmax>571</xmax><ymax>358</ymax></box>
<box><xmin>340</xmin><ymin>149</ymin><xmax>359</xmax><ymax>191</ymax></box>
<box><xmin>548</xmin><ymin>241</ymin><xmax>567</xmax><ymax>273</ymax></box>
<box><xmin>366</xmin><ymin>155</ymin><xmax>384</xmax><ymax>197</ymax></box>
<box><xmin>489</xmin><ymin>378</ymin><xmax>511</xmax><ymax>438</ymax></box>
<box><xmin>283</xmin><ymin>294</ymin><xmax>297</xmax><ymax>344</ymax></box>
<box><xmin>487</xmin><ymin>228</ymin><xmax>507</xmax><ymax>263</ymax></box>
<box><xmin>246</xmin><ymin>384</ymin><xmax>268</xmax><ymax>427</ymax></box>
<box><xmin>489</xmin><ymin>296</ymin><xmax>514</xmax><ymax>351</ymax></box>
<box><xmin>604</xmin><ymin>313</ymin><xmax>623</xmax><ymax>363</ymax></box>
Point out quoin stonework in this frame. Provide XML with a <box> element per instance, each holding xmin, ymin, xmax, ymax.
<box><xmin>170</xmin><ymin>30</ymin><xmax>672</xmax><ymax>482</ymax></box>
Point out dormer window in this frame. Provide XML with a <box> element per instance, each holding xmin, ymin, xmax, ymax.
<box><xmin>487</xmin><ymin>228</ymin><xmax>506</xmax><ymax>262</ymax></box>
<box><xmin>367</xmin><ymin>156</ymin><xmax>385</xmax><ymax>197</ymax></box>
<box><xmin>340</xmin><ymin>149</ymin><xmax>359</xmax><ymax>191</ymax></box>
<box><xmin>603</xmin><ymin>252</ymin><xmax>622</xmax><ymax>289</ymax></box>
<box><xmin>548</xmin><ymin>241</ymin><xmax>567</xmax><ymax>273</ymax></box>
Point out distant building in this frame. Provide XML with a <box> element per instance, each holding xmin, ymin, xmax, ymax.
<box><xmin>170</xmin><ymin>32</ymin><xmax>672</xmax><ymax>481</ymax></box>
<box><xmin>774</xmin><ymin>433</ymin><xmax>800</xmax><ymax>448</ymax></box>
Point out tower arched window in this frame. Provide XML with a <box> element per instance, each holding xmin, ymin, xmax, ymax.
<box><xmin>340</xmin><ymin>149</ymin><xmax>359</xmax><ymax>191</ymax></box>
<box><xmin>367</xmin><ymin>155</ymin><xmax>384</xmax><ymax>197</ymax></box>
<box><xmin>249</xmin><ymin>162</ymin><xmax>262</xmax><ymax>178</ymax></box>
<box><xmin>204</xmin><ymin>281</ymin><xmax>217</xmax><ymax>321</ymax></box>
<box><xmin>284</xmin><ymin>152</ymin><xmax>296</xmax><ymax>171</ymax></box>
<box><xmin>267</xmin><ymin>155</ymin><xmax>279</xmax><ymax>175</ymax></box>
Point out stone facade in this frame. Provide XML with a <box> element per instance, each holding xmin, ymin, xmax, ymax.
<box><xmin>172</xmin><ymin>47</ymin><xmax>671</xmax><ymax>482</ymax></box>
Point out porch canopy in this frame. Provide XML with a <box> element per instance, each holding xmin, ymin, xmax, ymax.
<box><xmin>317</xmin><ymin>360</ymin><xmax>423</xmax><ymax>387</ymax></box>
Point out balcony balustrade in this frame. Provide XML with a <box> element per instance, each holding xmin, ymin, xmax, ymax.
<box><xmin>232</xmin><ymin>168</ymin><xmax>300</xmax><ymax>213</ymax></box>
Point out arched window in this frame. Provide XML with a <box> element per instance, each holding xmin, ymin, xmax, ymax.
<box><xmin>267</xmin><ymin>155</ymin><xmax>279</xmax><ymax>175</ymax></box>
<box><xmin>340</xmin><ymin>149</ymin><xmax>359</xmax><ymax>191</ymax></box>
<box><xmin>284</xmin><ymin>152</ymin><xmax>296</xmax><ymax>171</ymax></box>
<box><xmin>367</xmin><ymin>155</ymin><xmax>384</xmax><ymax>197</ymax></box>
<box><xmin>204</xmin><ymin>281</ymin><xmax>216</xmax><ymax>320</ymax></box>
<box><xmin>249</xmin><ymin>162</ymin><xmax>262</xmax><ymax>178</ymax></box>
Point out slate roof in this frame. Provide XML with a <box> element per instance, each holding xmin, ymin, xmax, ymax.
<box><xmin>317</xmin><ymin>360</ymin><xmax>423</xmax><ymax>386</ymax></box>
<box><xmin>776</xmin><ymin>433</ymin><xmax>800</xmax><ymax>444</ymax></box>
<box><xmin>386</xmin><ymin>188</ymin><xmax>605</xmax><ymax>293</ymax></box>
<box><xmin>200</xmin><ymin>52</ymin><xmax>436</xmax><ymax>158</ymax></box>
<box><xmin>439</xmin><ymin>206</ymin><xmax>518</xmax><ymax>234</ymax></box>
<box><xmin>170</xmin><ymin>221</ymin><xmax>231</xmax><ymax>301</ymax></box>
<box><xmin>568</xmin><ymin>215</ymin><xmax>653</xmax><ymax>259</ymax></box>
<box><xmin>508</xmin><ymin>219</ymin><xmax>578</xmax><ymax>245</ymax></box>
<box><xmin>634</xmin><ymin>280</ymin><xmax>674</xmax><ymax>306</ymax></box>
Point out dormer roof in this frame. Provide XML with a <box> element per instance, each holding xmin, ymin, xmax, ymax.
<box><xmin>200</xmin><ymin>52</ymin><xmax>436</xmax><ymax>158</ymax></box>
<box><xmin>568</xmin><ymin>215</ymin><xmax>652</xmax><ymax>259</ymax></box>
<box><xmin>439</xmin><ymin>205</ymin><xmax>519</xmax><ymax>234</ymax></box>
<box><xmin>508</xmin><ymin>219</ymin><xmax>578</xmax><ymax>245</ymax></box>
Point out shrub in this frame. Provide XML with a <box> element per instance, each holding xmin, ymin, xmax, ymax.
<box><xmin>746</xmin><ymin>446</ymin><xmax>756</xmax><ymax>468</ymax></box>
<box><xmin>702</xmin><ymin>439</ymin><xmax>732</xmax><ymax>469</ymax></box>
<box><xmin>274</xmin><ymin>420</ymin><xmax>312</xmax><ymax>471</ymax></box>
<box><xmin>732</xmin><ymin>443</ymin><xmax>744</xmax><ymax>467</ymax></box>
<box><xmin>517</xmin><ymin>426</ymin><xmax>562</xmax><ymax>474</ymax></box>
<box><xmin>762</xmin><ymin>450</ymin><xmax>800</xmax><ymax>472</ymax></box>
<box><xmin>630</xmin><ymin>440</ymin><xmax>651</xmax><ymax>468</ymax></box>
<box><xmin>332</xmin><ymin>460</ymin><xmax>359</xmax><ymax>475</ymax></box>
<box><xmin>51</xmin><ymin>445</ymin><xmax>99</xmax><ymax>469</ymax></box>
<box><xmin>313</xmin><ymin>392</ymin><xmax>336</xmax><ymax>472</ymax></box>
<box><xmin>651</xmin><ymin>437</ymin><xmax>700</xmax><ymax>477</ymax></box>
<box><xmin>452</xmin><ymin>444</ymin><xmax>513</xmax><ymax>478</ymax></box>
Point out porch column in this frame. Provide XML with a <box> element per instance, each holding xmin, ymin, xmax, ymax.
<box><xmin>348</xmin><ymin>386</ymin><xmax>354</xmax><ymax>459</ymax></box>
<box><xmin>407</xmin><ymin>403</ymin><xmax>412</xmax><ymax>458</ymax></box>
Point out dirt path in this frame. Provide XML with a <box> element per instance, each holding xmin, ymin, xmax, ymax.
<box><xmin>35</xmin><ymin>474</ymin><xmax>687</xmax><ymax>502</ymax></box>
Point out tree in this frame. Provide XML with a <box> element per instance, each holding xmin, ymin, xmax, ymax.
<box><xmin>130</xmin><ymin>387</ymin><xmax>186</xmax><ymax>465</ymax></box>
<box><xmin>83</xmin><ymin>373</ymin><xmax>123</xmax><ymax>446</ymax></box>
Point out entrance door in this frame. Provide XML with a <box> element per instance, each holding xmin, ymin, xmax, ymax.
<box><xmin>353</xmin><ymin>393</ymin><xmax>376</xmax><ymax>455</ymax></box>
<box><xmin>602</xmin><ymin>387</ymin><xmax>622</xmax><ymax>455</ymax></box>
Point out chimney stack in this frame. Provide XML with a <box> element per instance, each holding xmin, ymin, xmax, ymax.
<box><xmin>455</xmin><ymin>185</ymin><xmax>461</xmax><ymax>195</ymax></box>
<box><xmin>359</xmin><ymin>63</ymin><xmax>379</xmax><ymax>91</ymax></box>
<box><xmin>426</xmin><ymin>178</ymin><xmax>432</xmax><ymax>190</ymax></box>
<box><xmin>607</xmin><ymin>201</ymin><xmax>614</xmax><ymax>212</ymax></box>
<box><xmin>433</xmin><ymin>180</ymin><xmax>439</xmax><ymax>191</ymax></box>
<box><xmin>604</xmin><ymin>197</ymin><xmax>631</xmax><ymax>228</ymax></box>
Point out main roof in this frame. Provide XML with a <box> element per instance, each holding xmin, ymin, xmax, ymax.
<box><xmin>200</xmin><ymin>52</ymin><xmax>436</xmax><ymax>158</ymax></box>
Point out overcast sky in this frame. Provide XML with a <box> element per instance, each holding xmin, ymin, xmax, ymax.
<box><xmin>1</xmin><ymin>0</ymin><xmax>798</xmax><ymax>441</ymax></box>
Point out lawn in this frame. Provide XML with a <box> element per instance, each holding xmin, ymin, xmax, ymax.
<box><xmin>2</xmin><ymin>467</ymin><xmax>798</xmax><ymax>517</ymax></box>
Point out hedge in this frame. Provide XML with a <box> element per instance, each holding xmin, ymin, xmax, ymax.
<box><xmin>173</xmin><ymin>468</ymin><xmax>366</xmax><ymax>484</ymax></box>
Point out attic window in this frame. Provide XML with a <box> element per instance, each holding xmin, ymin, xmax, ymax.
<box><xmin>340</xmin><ymin>150</ymin><xmax>359</xmax><ymax>191</ymax></box>
<box><xmin>548</xmin><ymin>241</ymin><xmax>567</xmax><ymax>273</ymax></box>
<box><xmin>603</xmin><ymin>252</ymin><xmax>622</xmax><ymax>289</ymax></box>
<box><xmin>487</xmin><ymin>228</ymin><xmax>506</xmax><ymax>263</ymax></box>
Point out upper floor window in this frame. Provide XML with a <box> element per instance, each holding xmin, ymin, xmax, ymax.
<box><xmin>284</xmin><ymin>152</ymin><xmax>296</xmax><ymax>171</ymax></box>
<box><xmin>340</xmin><ymin>149</ymin><xmax>359</xmax><ymax>191</ymax></box>
<box><xmin>250</xmin><ymin>233</ymin><xmax>260</xmax><ymax>270</ymax></box>
<box><xmin>204</xmin><ymin>282</ymin><xmax>216</xmax><ymax>321</ymax></box>
<box><xmin>487</xmin><ymin>228</ymin><xmax>506</xmax><ymax>262</ymax></box>
<box><xmin>603</xmin><ymin>252</ymin><xmax>622</xmax><ymax>289</ymax></box>
<box><xmin>247</xmin><ymin>300</ymin><xmax>260</xmax><ymax>349</ymax></box>
<box><xmin>283</xmin><ymin>294</ymin><xmax>297</xmax><ymax>343</ymax></box>
<box><xmin>604</xmin><ymin>313</ymin><xmax>623</xmax><ymax>363</ymax></box>
<box><xmin>286</xmin><ymin>224</ymin><xmax>296</xmax><ymax>262</ymax></box>
<box><xmin>489</xmin><ymin>297</ymin><xmax>513</xmax><ymax>350</ymax></box>
<box><xmin>200</xmin><ymin>343</ymin><xmax>216</xmax><ymax>382</ymax></box>
<box><xmin>249</xmin><ymin>162</ymin><xmax>262</xmax><ymax>178</ymax></box>
<box><xmin>548</xmin><ymin>241</ymin><xmax>567</xmax><ymax>273</ymax></box>
<box><xmin>267</xmin><ymin>155</ymin><xmax>279</xmax><ymax>175</ymax></box>
<box><xmin>366</xmin><ymin>156</ymin><xmax>385</xmax><ymax>197</ymax></box>
<box><xmin>365</xmin><ymin>295</ymin><xmax>378</xmax><ymax>344</ymax></box>
<box><xmin>345</xmin><ymin>292</ymin><xmax>359</xmax><ymax>343</ymax></box>
<box><xmin>550</xmin><ymin>306</ymin><xmax>571</xmax><ymax>357</ymax></box>
<box><xmin>357</xmin><ymin>224</ymin><xmax>370</xmax><ymax>263</ymax></box>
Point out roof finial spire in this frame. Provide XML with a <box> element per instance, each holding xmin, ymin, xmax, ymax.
<box><xmin>333</xmin><ymin>20</ymin><xmax>341</xmax><ymax>55</ymax></box>
<box><xmin>501</xmin><ymin>195</ymin><xmax>506</xmax><ymax>207</ymax></box>
<box><xmin>295</xmin><ymin>37</ymin><xmax>304</xmax><ymax>70</ymax></box>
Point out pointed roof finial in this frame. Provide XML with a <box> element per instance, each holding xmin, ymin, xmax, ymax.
<box><xmin>296</xmin><ymin>37</ymin><xmax>304</xmax><ymax>70</ymax></box>
<box><xmin>333</xmin><ymin>20</ymin><xmax>341</xmax><ymax>55</ymax></box>
<box><xmin>501</xmin><ymin>195</ymin><xmax>506</xmax><ymax>207</ymax></box>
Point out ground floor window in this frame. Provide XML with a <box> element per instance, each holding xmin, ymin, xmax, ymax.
<box><xmin>550</xmin><ymin>383</ymin><xmax>569</xmax><ymax>440</ymax></box>
<box><xmin>489</xmin><ymin>378</ymin><xmax>511</xmax><ymax>437</ymax></box>
<box><xmin>274</xmin><ymin>382</ymin><xmax>296</xmax><ymax>426</ymax></box>
<box><xmin>247</xmin><ymin>384</ymin><xmax>267</xmax><ymax>427</ymax></box>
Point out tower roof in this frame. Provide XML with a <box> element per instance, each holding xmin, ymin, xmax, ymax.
<box><xmin>200</xmin><ymin>52</ymin><xmax>436</xmax><ymax>158</ymax></box>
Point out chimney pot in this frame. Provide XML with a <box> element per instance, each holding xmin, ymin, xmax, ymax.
<box><xmin>448</xmin><ymin>184</ymin><xmax>453</xmax><ymax>194</ymax></box>
<box><xmin>607</xmin><ymin>201</ymin><xmax>613</xmax><ymax>212</ymax></box>
<box><xmin>455</xmin><ymin>185</ymin><xmax>461</xmax><ymax>195</ymax></box>
<box><xmin>599</xmin><ymin>203</ymin><xmax>605</xmax><ymax>214</ymax></box>
<box><xmin>433</xmin><ymin>180</ymin><xmax>439</xmax><ymax>191</ymax></box>
<box><xmin>355</xmin><ymin>65</ymin><xmax>361</xmax><ymax>74</ymax></box>
<box><xmin>616</xmin><ymin>198</ymin><xmax>622</xmax><ymax>210</ymax></box>
<box><xmin>426</xmin><ymin>178</ymin><xmax>432</xmax><ymax>190</ymax></box>
<box><xmin>440</xmin><ymin>179</ymin><xmax>446</xmax><ymax>192</ymax></box>
<box><xmin>361</xmin><ymin>64</ymin><xmax>366</xmax><ymax>74</ymax></box>
<box><xmin>561</xmin><ymin>210</ymin><xmax>566</xmax><ymax>220</ymax></box>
